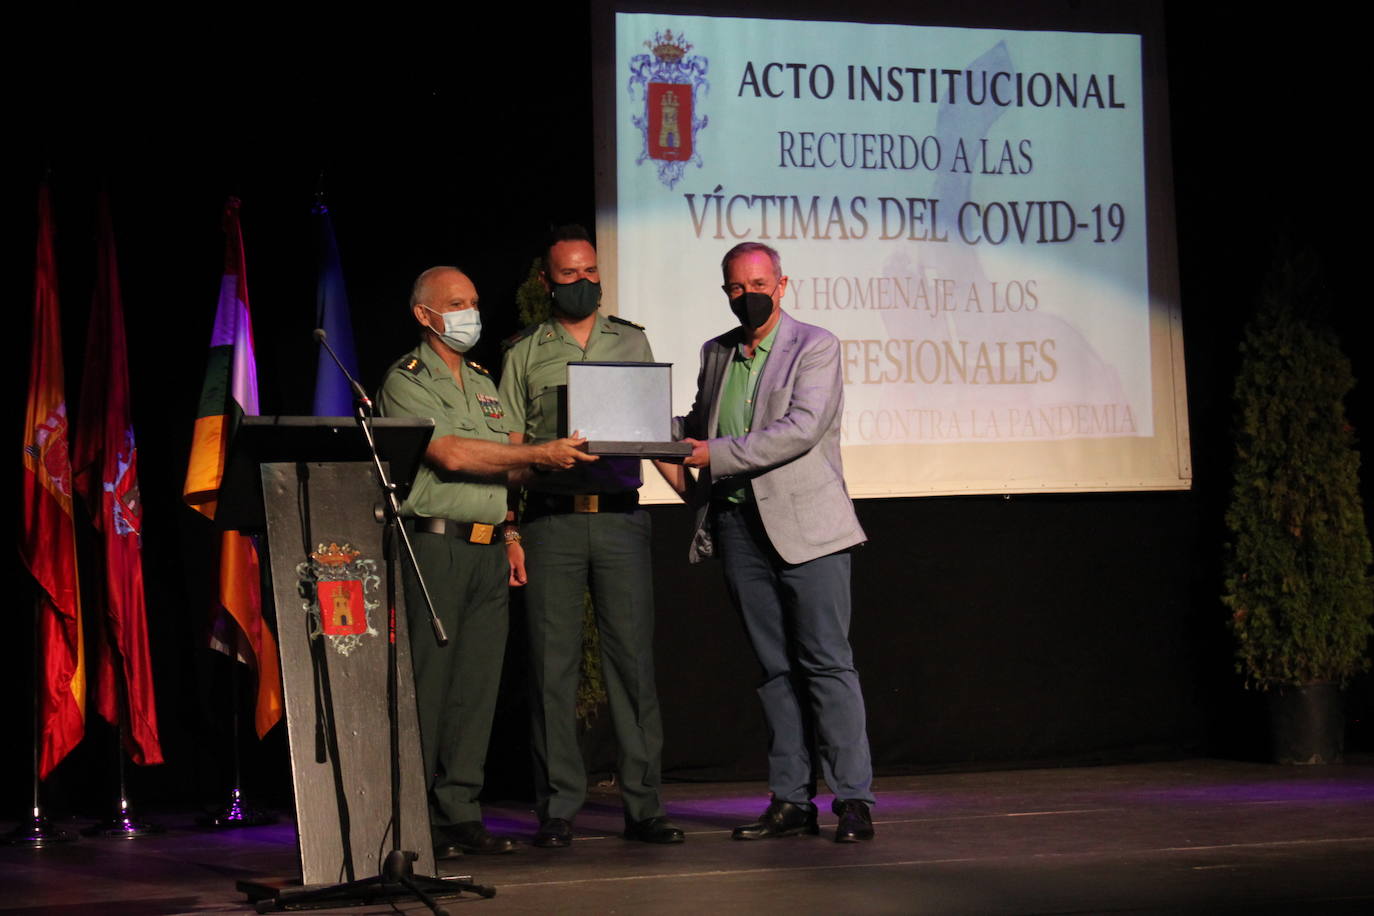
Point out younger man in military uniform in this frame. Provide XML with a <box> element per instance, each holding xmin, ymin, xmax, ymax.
<box><xmin>500</xmin><ymin>227</ymin><xmax>682</xmax><ymax>847</ymax></box>
<box><xmin>379</xmin><ymin>266</ymin><xmax>593</xmax><ymax>858</ymax></box>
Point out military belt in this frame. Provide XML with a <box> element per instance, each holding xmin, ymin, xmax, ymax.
<box><xmin>406</xmin><ymin>516</ymin><xmax>504</xmax><ymax>545</ymax></box>
<box><xmin>523</xmin><ymin>490</ymin><xmax>639</xmax><ymax>521</ymax></box>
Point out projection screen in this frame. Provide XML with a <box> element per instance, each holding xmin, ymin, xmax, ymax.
<box><xmin>592</xmin><ymin>2</ymin><xmax>1188</xmax><ymax>499</ymax></box>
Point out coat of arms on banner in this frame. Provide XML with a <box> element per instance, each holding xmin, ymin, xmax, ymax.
<box><xmin>629</xmin><ymin>29</ymin><xmax>709</xmax><ymax>189</ymax></box>
<box><xmin>108</xmin><ymin>426</ymin><xmax>141</xmax><ymax>537</ymax></box>
<box><xmin>297</xmin><ymin>542</ymin><xmax>380</xmax><ymax>656</ymax></box>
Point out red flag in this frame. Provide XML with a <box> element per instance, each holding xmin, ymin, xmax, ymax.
<box><xmin>20</xmin><ymin>183</ymin><xmax>85</xmax><ymax>779</ymax></box>
<box><xmin>72</xmin><ymin>195</ymin><xmax>164</xmax><ymax>766</ymax></box>
<box><xmin>183</xmin><ymin>199</ymin><xmax>282</xmax><ymax>738</ymax></box>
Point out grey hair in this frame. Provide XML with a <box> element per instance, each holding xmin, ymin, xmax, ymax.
<box><xmin>721</xmin><ymin>242</ymin><xmax>781</xmax><ymax>281</ymax></box>
<box><xmin>410</xmin><ymin>266</ymin><xmax>464</xmax><ymax>309</ymax></box>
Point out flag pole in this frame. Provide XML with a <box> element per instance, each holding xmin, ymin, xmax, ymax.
<box><xmin>74</xmin><ymin>191</ymin><xmax>167</xmax><ymax>793</ymax></box>
<box><xmin>84</xmin><ymin>676</ymin><xmax>163</xmax><ymax>838</ymax></box>
<box><xmin>199</xmin><ymin>655</ymin><xmax>275</xmax><ymax>829</ymax></box>
<box><xmin>3</xmin><ymin>594</ymin><xmax>76</xmax><ymax>847</ymax></box>
<box><xmin>15</xmin><ymin>180</ymin><xmax>85</xmax><ymax>846</ymax></box>
<box><xmin>189</xmin><ymin>197</ymin><xmax>279</xmax><ymax>829</ymax></box>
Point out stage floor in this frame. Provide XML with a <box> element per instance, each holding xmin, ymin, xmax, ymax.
<box><xmin>4</xmin><ymin>758</ymin><xmax>1373</xmax><ymax>914</ymax></box>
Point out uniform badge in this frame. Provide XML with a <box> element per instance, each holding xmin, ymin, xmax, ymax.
<box><xmin>629</xmin><ymin>29</ymin><xmax>709</xmax><ymax>189</ymax></box>
<box><xmin>476</xmin><ymin>393</ymin><xmax>505</xmax><ymax>420</ymax></box>
<box><xmin>401</xmin><ymin>356</ymin><xmax>422</xmax><ymax>374</ymax></box>
<box><xmin>296</xmin><ymin>542</ymin><xmax>380</xmax><ymax>656</ymax></box>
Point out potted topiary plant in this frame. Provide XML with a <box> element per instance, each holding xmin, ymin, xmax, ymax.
<box><xmin>1222</xmin><ymin>246</ymin><xmax>1374</xmax><ymax>764</ymax></box>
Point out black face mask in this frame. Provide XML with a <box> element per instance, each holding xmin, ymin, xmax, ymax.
<box><xmin>551</xmin><ymin>278</ymin><xmax>601</xmax><ymax>319</ymax></box>
<box><xmin>729</xmin><ymin>289</ymin><xmax>775</xmax><ymax>330</ymax></box>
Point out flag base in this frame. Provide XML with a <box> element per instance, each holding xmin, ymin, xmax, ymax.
<box><xmin>4</xmin><ymin>815</ymin><xmax>78</xmax><ymax>848</ymax></box>
<box><xmin>198</xmin><ymin>788</ymin><xmax>277</xmax><ymax>829</ymax></box>
<box><xmin>83</xmin><ymin>816</ymin><xmax>166</xmax><ymax>838</ymax></box>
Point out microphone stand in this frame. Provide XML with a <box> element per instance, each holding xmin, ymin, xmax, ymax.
<box><xmin>251</xmin><ymin>331</ymin><xmax>492</xmax><ymax>913</ymax></box>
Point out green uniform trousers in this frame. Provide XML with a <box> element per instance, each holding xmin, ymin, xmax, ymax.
<box><xmin>402</xmin><ymin>530</ymin><xmax>508</xmax><ymax>841</ymax></box>
<box><xmin>523</xmin><ymin>509</ymin><xmax>665</xmax><ymax>823</ymax></box>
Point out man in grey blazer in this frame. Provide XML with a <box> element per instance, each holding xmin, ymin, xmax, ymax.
<box><xmin>674</xmin><ymin>241</ymin><xmax>875</xmax><ymax>843</ymax></box>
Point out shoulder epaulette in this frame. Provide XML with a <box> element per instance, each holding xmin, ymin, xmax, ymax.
<box><xmin>398</xmin><ymin>355</ymin><xmax>423</xmax><ymax>374</ymax></box>
<box><xmin>465</xmin><ymin>359</ymin><xmax>492</xmax><ymax>378</ymax></box>
<box><xmin>608</xmin><ymin>315</ymin><xmax>645</xmax><ymax>331</ymax></box>
<box><xmin>502</xmin><ymin>323</ymin><xmax>541</xmax><ymax>350</ymax></box>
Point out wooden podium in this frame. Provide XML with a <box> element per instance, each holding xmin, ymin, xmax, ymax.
<box><xmin>221</xmin><ymin>415</ymin><xmax>438</xmax><ymax>886</ymax></box>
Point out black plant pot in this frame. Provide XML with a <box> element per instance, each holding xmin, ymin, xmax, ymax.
<box><xmin>1268</xmin><ymin>681</ymin><xmax>1345</xmax><ymax>765</ymax></box>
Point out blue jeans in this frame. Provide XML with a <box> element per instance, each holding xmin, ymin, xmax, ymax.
<box><xmin>714</xmin><ymin>501</ymin><xmax>874</xmax><ymax>805</ymax></box>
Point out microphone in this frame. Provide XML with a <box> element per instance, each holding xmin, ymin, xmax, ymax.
<box><xmin>315</xmin><ymin>328</ymin><xmax>372</xmax><ymax>410</ymax></box>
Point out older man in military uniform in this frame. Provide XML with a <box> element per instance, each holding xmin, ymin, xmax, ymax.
<box><xmin>379</xmin><ymin>265</ymin><xmax>594</xmax><ymax>859</ymax></box>
<box><xmin>500</xmin><ymin>226</ymin><xmax>682</xmax><ymax>847</ymax></box>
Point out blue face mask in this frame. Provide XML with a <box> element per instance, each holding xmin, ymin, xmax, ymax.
<box><xmin>423</xmin><ymin>306</ymin><xmax>481</xmax><ymax>353</ymax></box>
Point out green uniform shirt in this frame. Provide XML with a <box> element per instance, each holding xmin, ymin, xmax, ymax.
<box><xmin>377</xmin><ymin>342</ymin><xmax>511</xmax><ymax>524</ymax></box>
<box><xmin>500</xmin><ymin>313</ymin><xmax>653</xmax><ymax>495</ymax></box>
<box><xmin>715</xmin><ymin>322</ymin><xmax>778</xmax><ymax>504</ymax></box>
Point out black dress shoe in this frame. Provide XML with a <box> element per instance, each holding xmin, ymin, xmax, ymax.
<box><xmin>832</xmin><ymin>799</ymin><xmax>874</xmax><ymax>842</ymax></box>
<box><xmin>623</xmin><ymin>816</ymin><xmax>685</xmax><ymax>844</ymax></box>
<box><xmin>434</xmin><ymin>821</ymin><xmax>518</xmax><ymax>857</ymax></box>
<box><xmin>533</xmin><ymin>817</ymin><xmax>573</xmax><ymax>848</ymax></box>
<box><xmin>731</xmin><ymin>800</ymin><xmax>819</xmax><ymax>840</ymax></box>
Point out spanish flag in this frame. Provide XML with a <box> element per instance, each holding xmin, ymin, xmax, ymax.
<box><xmin>21</xmin><ymin>183</ymin><xmax>85</xmax><ymax>779</ymax></box>
<box><xmin>183</xmin><ymin>198</ymin><xmax>282</xmax><ymax>739</ymax></box>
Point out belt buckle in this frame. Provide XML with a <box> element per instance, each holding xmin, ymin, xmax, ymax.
<box><xmin>573</xmin><ymin>494</ymin><xmax>599</xmax><ymax>513</ymax></box>
<box><xmin>470</xmin><ymin>523</ymin><xmax>494</xmax><ymax>545</ymax></box>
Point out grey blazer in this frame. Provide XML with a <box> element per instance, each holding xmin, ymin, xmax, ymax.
<box><xmin>676</xmin><ymin>311</ymin><xmax>866</xmax><ymax>565</ymax></box>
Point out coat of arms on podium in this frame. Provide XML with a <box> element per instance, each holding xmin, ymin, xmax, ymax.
<box><xmin>297</xmin><ymin>542</ymin><xmax>380</xmax><ymax>656</ymax></box>
<box><xmin>629</xmin><ymin>29</ymin><xmax>710</xmax><ymax>188</ymax></box>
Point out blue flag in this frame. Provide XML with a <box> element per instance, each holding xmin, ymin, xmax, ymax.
<box><xmin>312</xmin><ymin>201</ymin><xmax>361</xmax><ymax>415</ymax></box>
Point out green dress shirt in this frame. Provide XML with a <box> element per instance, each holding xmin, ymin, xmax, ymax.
<box><xmin>377</xmin><ymin>342</ymin><xmax>511</xmax><ymax>524</ymax></box>
<box><xmin>715</xmin><ymin>322</ymin><xmax>779</xmax><ymax>503</ymax></box>
<box><xmin>500</xmin><ymin>313</ymin><xmax>654</xmax><ymax>495</ymax></box>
